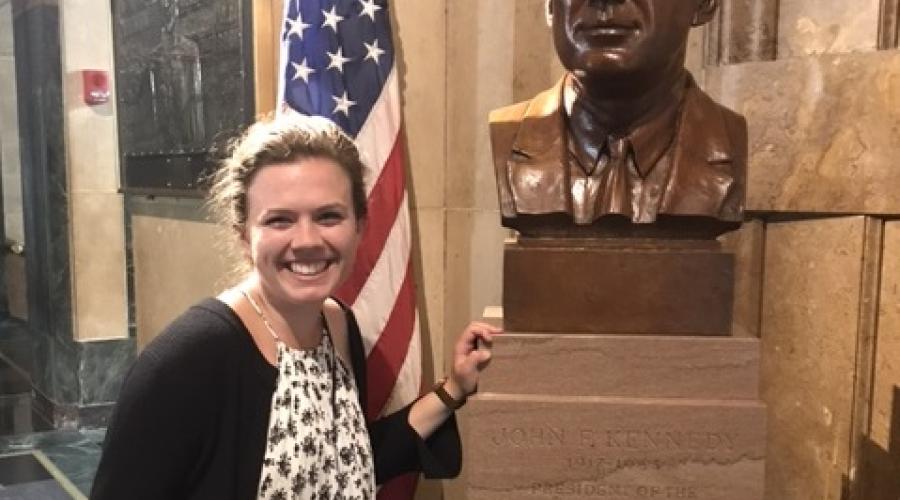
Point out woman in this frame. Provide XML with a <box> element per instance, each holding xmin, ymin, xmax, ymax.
<box><xmin>90</xmin><ymin>115</ymin><xmax>499</xmax><ymax>499</ymax></box>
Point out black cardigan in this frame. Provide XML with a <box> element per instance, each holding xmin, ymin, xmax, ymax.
<box><xmin>90</xmin><ymin>299</ymin><xmax>460</xmax><ymax>500</ymax></box>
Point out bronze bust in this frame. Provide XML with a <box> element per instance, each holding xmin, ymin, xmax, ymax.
<box><xmin>490</xmin><ymin>0</ymin><xmax>747</xmax><ymax>237</ymax></box>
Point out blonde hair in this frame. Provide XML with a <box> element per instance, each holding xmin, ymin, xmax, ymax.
<box><xmin>207</xmin><ymin>114</ymin><xmax>368</xmax><ymax>233</ymax></box>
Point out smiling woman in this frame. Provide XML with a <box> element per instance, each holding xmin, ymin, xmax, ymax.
<box><xmin>243</xmin><ymin>158</ymin><xmax>361</xmax><ymax>313</ymax></box>
<box><xmin>89</xmin><ymin>114</ymin><xmax>500</xmax><ymax>500</ymax></box>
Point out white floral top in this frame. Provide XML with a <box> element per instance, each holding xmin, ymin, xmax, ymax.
<box><xmin>256</xmin><ymin>329</ymin><xmax>374</xmax><ymax>500</ymax></box>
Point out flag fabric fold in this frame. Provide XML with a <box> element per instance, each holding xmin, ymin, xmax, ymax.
<box><xmin>276</xmin><ymin>1</ymin><xmax>421</xmax><ymax>499</ymax></box>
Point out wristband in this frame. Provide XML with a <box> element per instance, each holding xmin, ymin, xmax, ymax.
<box><xmin>433</xmin><ymin>377</ymin><xmax>467</xmax><ymax>410</ymax></box>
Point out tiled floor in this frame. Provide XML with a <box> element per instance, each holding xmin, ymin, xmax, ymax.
<box><xmin>0</xmin><ymin>428</ymin><xmax>104</xmax><ymax>499</ymax></box>
<box><xmin>0</xmin><ymin>316</ymin><xmax>104</xmax><ymax>498</ymax></box>
<box><xmin>0</xmin><ymin>451</ymin><xmax>79</xmax><ymax>499</ymax></box>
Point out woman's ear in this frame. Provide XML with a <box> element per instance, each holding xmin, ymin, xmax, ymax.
<box><xmin>692</xmin><ymin>0</ymin><xmax>718</xmax><ymax>27</ymax></box>
<box><xmin>236</xmin><ymin>224</ymin><xmax>251</xmax><ymax>259</ymax></box>
<box><xmin>545</xmin><ymin>0</ymin><xmax>553</xmax><ymax>27</ymax></box>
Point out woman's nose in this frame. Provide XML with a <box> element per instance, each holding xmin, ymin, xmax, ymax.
<box><xmin>290</xmin><ymin>221</ymin><xmax>324</xmax><ymax>247</ymax></box>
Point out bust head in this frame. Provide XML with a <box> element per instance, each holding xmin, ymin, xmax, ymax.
<box><xmin>548</xmin><ymin>0</ymin><xmax>717</xmax><ymax>91</ymax></box>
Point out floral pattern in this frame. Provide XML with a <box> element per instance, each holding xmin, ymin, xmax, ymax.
<box><xmin>257</xmin><ymin>331</ymin><xmax>374</xmax><ymax>500</ymax></box>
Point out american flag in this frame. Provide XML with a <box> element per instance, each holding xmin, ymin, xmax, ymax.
<box><xmin>276</xmin><ymin>1</ymin><xmax>421</xmax><ymax>498</ymax></box>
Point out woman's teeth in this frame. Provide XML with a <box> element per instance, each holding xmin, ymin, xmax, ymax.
<box><xmin>289</xmin><ymin>261</ymin><xmax>329</xmax><ymax>276</ymax></box>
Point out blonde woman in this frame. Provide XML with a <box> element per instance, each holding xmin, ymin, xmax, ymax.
<box><xmin>91</xmin><ymin>115</ymin><xmax>498</xmax><ymax>500</ymax></box>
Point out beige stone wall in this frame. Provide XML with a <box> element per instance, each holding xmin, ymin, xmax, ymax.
<box><xmin>392</xmin><ymin>0</ymin><xmax>449</xmax><ymax>385</ymax></box>
<box><xmin>761</xmin><ymin>218</ymin><xmax>865</xmax><ymax>498</ymax></box>
<box><xmin>704</xmin><ymin>1</ymin><xmax>900</xmax><ymax>499</ymax></box>
<box><xmin>60</xmin><ymin>0</ymin><xmax>128</xmax><ymax>341</ymax></box>
<box><xmin>778</xmin><ymin>0</ymin><xmax>882</xmax><ymax>57</ymax></box>
<box><xmin>131</xmin><ymin>199</ymin><xmax>236</xmax><ymax>349</ymax></box>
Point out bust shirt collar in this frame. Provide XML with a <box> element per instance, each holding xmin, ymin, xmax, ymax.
<box><xmin>563</xmin><ymin>73</ymin><xmax>687</xmax><ymax>178</ymax></box>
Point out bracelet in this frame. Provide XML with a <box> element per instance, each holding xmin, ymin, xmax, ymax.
<box><xmin>433</xmin><ymin>377</ymin><xmax>467</xmax><ymax>410</ymax></box>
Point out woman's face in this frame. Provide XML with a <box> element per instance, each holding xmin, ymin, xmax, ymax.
<box><xmin>242</xmin><ymin>157</ymin><xmax>362</xmax><ymax>308</ymax></box>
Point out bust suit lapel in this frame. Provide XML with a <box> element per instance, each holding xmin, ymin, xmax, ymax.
<box><xmin>660</xmin><ymin>79</ymin><xmax>741</xmax><ymax>219</ymax></box>
<box><xmin>489</xmin><ymin>78</ymin><xmax>570</xmax><ymax>218</ymax></box>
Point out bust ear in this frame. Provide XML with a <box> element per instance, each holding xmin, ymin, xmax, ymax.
<box><xmin>692</xmin><ymin>0</ymin><xmax>718</xmax><ymax>27</ymax></box>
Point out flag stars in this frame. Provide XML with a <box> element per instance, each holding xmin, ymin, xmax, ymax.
<box><xmin>290</xmin><ymin>58</ymin><xmax>314</xmax><ymax>83</ymax></box>
<box><xmin>284</xmin><ymin>14</ymin><xmax>310</xmax><ymax>40</ymax></box>
<box><xmin>327</xmin><ymin>47</ymin><xmax>352</xmax><ymax>73</ymax></box>
<box><xmin>358</xmin><ymin>0</ymin><xmax>381</xmax><ymax>21</ymax></box>
<box><xmin>322</xmin><ymin>6</ymin><xmax>344</xmax><ymax>32</ymax></box>
<box><xmin>364</xmin><ymin>40</ymin><xmax>385</xmax><ymax>64</ymax></box>
<box><xmin>332</xmin><ymin>91</ymin><xmax>356</xmax><ymax>117</ymax></box>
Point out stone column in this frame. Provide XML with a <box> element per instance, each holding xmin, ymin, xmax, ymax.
<box><xmin>879</xmin><ymin>0</ymin><xmax>900</xmax><ymax>49</ymax></box>
<box><xmin>712</xmin><ymin>0</ymin><xmax>779</xmax><ymax>64</ymax></box>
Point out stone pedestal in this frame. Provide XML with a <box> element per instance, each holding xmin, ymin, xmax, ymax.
<box><xmin>465</xmin><ymin>239</ymin><xmax>766</xmax><ymax>499</ymax></box>
<box><xmin>465</xmin><ymin>335</ymin><xmax>767</xmax><ymax>500</ymax></box>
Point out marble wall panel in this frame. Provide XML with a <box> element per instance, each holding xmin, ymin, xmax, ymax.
<box><xmin>79</xmin><ymin>338</ymin><xmax>135</xmax><ymax>405</ymax></box>
<box><xmin>706</xmin><ymin>50</ymin><xmax>900</xmax><ymax>215</ymax></box>
<box><xmin>760</xmin><ymin>217</ymin><xmax>865</xmax><ymax>500</ymax></box>
<box><xmin>4</xmin><ymin>254</ymin><xmax>26</xmax><ymax>320</ymax></box>
<box><xmin>131</xmin><ymin>205</ymin><xmax>236</xmax><ymax>349</ymax></box>
<box><xmin>393</xmin><ymin>0</ymin><xmax>446</xmax><ymax>210</ymax></box>
<box><xmin>778</xmin><ymin>0</ymin><xmax>880</xmax><ymax>58</ymax></box>
<box><xmin>446</xmin><ymin>0</ymin><xmax>515</xmax><ymax>211</ymax></box>
<box><xmin>32</xmin><ymin>333</ymin><xmax>79</xmax><ymax>409</ymax></box>
<box><xmin>14</xmin><ymin>1</ymin><xmax>72</xmax><ymax>342</ymax></box>
<box><xmin>69</xmin><ymin>193</ymin><xmax>128</xmax><ymax>340</ymax></box>
<box><xmin>864</xmin><ymin>220</ymin><xmax>900</xmax><ymax>498</ymax></box>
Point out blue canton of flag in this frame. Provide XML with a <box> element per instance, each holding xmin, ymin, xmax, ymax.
<box><xmin>282</xmin><ymin>0</ymin><xmax>394</xmax><ymax>137</ymax></box>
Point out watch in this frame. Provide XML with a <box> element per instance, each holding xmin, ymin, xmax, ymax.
<box><xmin>433</xmin><ymin>377</ymin><xmax>467</xmax><ymax>410</ymax></box>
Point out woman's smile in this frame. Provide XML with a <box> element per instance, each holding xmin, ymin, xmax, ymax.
<box><xmin>286</xmin><ymin>259</ymin><xmax>332</xmax><ymax>277</ymax></box>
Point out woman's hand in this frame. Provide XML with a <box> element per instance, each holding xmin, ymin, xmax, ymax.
<box><xmin>446</xmin><ymin>321</ymin><xmax>502</xmax><ymax>400</ymax></box>
<box><xmin>407</xmin><ymin>321</ymin><xmax>501</xmax><ymax>439</ymax></box>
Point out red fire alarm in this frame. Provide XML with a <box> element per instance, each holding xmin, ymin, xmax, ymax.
<box><xmin>82</xmin><ymin>70</ymin><xmax>110</xmax><ymax>106</ymax></box>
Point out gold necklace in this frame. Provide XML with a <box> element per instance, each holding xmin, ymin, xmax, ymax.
<box><xmin>239</xmin><ymin>289</ymin><xmax>330</xmax><ymax>351</ymax></box>
<box><xmin>239</xmin><ymin>289</ymin><xmax>283</xmax><ymax>343</ymax></box>
<box><xmin>240</xmin><ymin>289</ymin><xmax>340</xmax><ymax>445</ymax></box>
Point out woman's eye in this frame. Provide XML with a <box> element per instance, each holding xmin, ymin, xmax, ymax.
<box><xmin>318</xmin><ymin>211</ymin><xmax>345</xmax><ymax>225</ymax></box>
<box><xmin>264</xmin><ymin>216</ymin><xmax>292</xmax><ymax>227</ymax></box>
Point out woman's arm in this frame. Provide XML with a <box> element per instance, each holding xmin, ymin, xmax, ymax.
<box><xmin>408</xmin><ymin>321</ymin><xmax>500</xmax><ymax>438</ymax></box>
<box><xmin>366</xmin><ymin>321</ymin><xmax>500</xmax><ymax>484</ymax></box>
<box><xmin>90</xmin><ymin>349</ymin><xmax>200</xmax><ymax>499</ymax></box>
